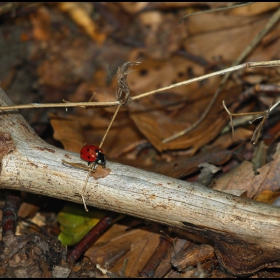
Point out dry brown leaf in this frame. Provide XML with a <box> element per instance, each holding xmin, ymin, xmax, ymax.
<box><xmin>111</xmin><ymin>231</ymin><xmax>160</xmax><ymax>277</ymax></box>
<box><xmin>136</xmin><ymin>11</ymin><xmax>189</xmax><ymax>59</ymax></box>
<box><xmin>153</xmin><ymin>238</ymin><xmax>189</xmax><ymax>278</ymax></box>
<box><xmin>128</xmin><ymin>53</ymin><xmax>217</xmax><ymax>95</ymax></box>
<box><xmin>212</xmin><ymin>161</ymin><xmax>255</xmax><ymax>197</ymax></box>
<box><xmin>50</xmin><ymin>115</ymin><xmax>87</xmax><ymax>153</ymax></box>
<box><xmin>186</xmin><ymin>12</ymin><xmax>261</xmax><ymax>35</ymax></box>
<box><xmin>86</xmin><ymin>225</ymin><xmax>161</xmax><ymax>277</ymax></box>
<box><xmin>229</xmin><ymin>2</ymin><xmax>280</xmax><ymax>16</ymax></box>
<box><xmin>185</xmin><ymin>12</ymin><xmax>280</xmax><ymax>63</ymax></box>
<box><xmin>255</xmin><ymin>190</ymin><xmax>280</xmax><ymax>204</ymax></box>
<box><xmin>117</xmin><ymin>2</ymin><xmax>149</xmax><ymax>14</ymax></box>
<box><xmin>153</xmin><ymin>149</ymin><xmax>232</xmax><ymax>178</ymax></box>
<box><xmin>204</xmin><ymin>127</ymin><xmax>253</xmax><ymax>150</ymax></box>
<box><xmin>252</xmin><ymin>144</ymin><xmax>280</xmax><ymax>196</ymax></box>
<box><xmin>144</xmin><ymin>2</ymin><xmax>230</xmax><ymax>11</ymax></box>
<box><xmin>29</xmin><ymin>6</ymin><xmax>51</xmax><ymax>41</ymax></box>
<box><xmin>251</xmin><ymin>141</ymin><xmax>267</xmax><ymax>171</ymax></box>
<box><xmin>57</xmin><ymin>2</ymin><xmax>106</xmax><ymax>44</ymax></box>
<box><xmin>222</xmin><ymin>189</ymin><xmax>247</xmax><ymax>198</ymax></box>
<box><xmin>18</xmin><ymin>202</ymin><xmax>40</xmax><ymax>219</ymax></box>
<box><xmin>172</xmin><ymin>244</ymin><xmax>215</xmax><ymax>271</ymax></box>
<box><xmin>265</xmin><ymin>119</ymin><xmax>280</xmax><ymax>146</ymax></box>
<box><xmin>87</xmin><ymin>239</ymin><xmax>131</xmax><ymax>269</ymax></box>
<box><xmin>37</xmin><ymin>39</ymin><xmax>98</xmax><ymax>88</ymax></box>
<box><xmin>129</xmin><ymin>86</ymin><xmax>239</xmax><ymax>153</ymax></box>
<box><xmin>213</xmin><ymin>143</ymin><xmax>280</xmax><ymax>198</ymax></box>
<box><xmin>105</xmin><ymin>124</ymin><xmax>146</xmax><ymax>159</ymax></box>
<box><xmin>0</xmin><ymin>66</ymin><xmax>19</xmax><ymax>91</ymax></box>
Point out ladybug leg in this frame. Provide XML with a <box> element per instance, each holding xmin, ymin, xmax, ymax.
<box><xmin>92</xmin><ymin>160</ymin><xmax>98</xmax><ymax>170</ymax></box>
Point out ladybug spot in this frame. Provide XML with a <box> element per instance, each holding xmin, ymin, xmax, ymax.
<box><xmin>87</xmin><ymin>148</ymin><xmax>90</xmax><ymax>152</ymax></box>
<box><xmin>88</xmin><ymin>156</ymin><xmax>91</xmax><ymax>159</ymax></box>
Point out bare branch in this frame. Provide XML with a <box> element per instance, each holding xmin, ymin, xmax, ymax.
<box><xmin>223</xmin><ymin>100</ymin><xmax>280</xmax><ymax>144</ymax></box>
<box><xmin>1</xmin><ymin>87</ymin><xmax>280</xmax><ymax>275</ymax></box>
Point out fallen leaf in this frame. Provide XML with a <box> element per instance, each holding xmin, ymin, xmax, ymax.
<box><xmin>50</xmin><ymin>115</ymin><xmax>87</xmax><ymax>153</ymax></box>
<box><xmin>213</xmin><ymin>143</ymin><xmax>280</xmax><ymax>198</ymax></box>
<box><xmin>29</xmin><ymin>6</ymin><xmax>51</xmax><ymax>41</ymax></box>
<box><xmin>229</xmin><ymin>2</ymin><xmax>280</xmax><ymax>16</ymax></box>
<box><xmin>172</xmin><ymin>244</ymin><xmax>215</xmax><ymax>271</ymax></box>
<box><xmin>117</xmin><ymin>2</ymin><xmax>149</xmax><ymax>14</ymax></box>
<box><xmin>57</xmin><ymin>203</ymin><xmax>107</xmax><ymax>246</ymax></box>
<box><xmin>204</xmin><ymin>127</ymin><xmax>253</xmax><ymax>150</ymax></box>
<box><xmin>37</xmin><ymin>38</ymin><xmax>99</xmax><ymax>88</ymax></box>
<box><xmin>129</xmin><ymin>86</ymin><xmax>239</xmax><ymax>152</ymax></box>
<box><xmin>255</xmin><ymin>190</ymin><xmax>280</xmax><ymax>204</ymax></box>
<box><xmin>86</xmin><ymin>225</ymin><xmax>161</xmax><ymax>277</ymax></box>
<box><xmin>136</xmin><ymin>11</ymin><xmax>189</xmax><ymax>59</ymax></box>
<box><xmin>153</xmin><ymin>149</ymin><xmax>232</xmax><ymax>178</ymax></box>
<box><xmin>57</xmin><ymin>2</ymin><xmax>106</xmax><ymax>44</ymax></box>
<box><xmin>185</xmin><ymin>12</ymin><xmax>280</xmax><ymax>63</ymax></box>
<box><xmin>251</xmin><ymin>141</ymin><xmax>268</xmax><ymax>170</ymax></box>
<box><xmin>212</xmin><ymin>161</ymin><xmax>255</xmax><ymax>197</ymax></box>
<box><xmin>253</xmin><ymin>144</ymin><xmax>280</xmax><ymax>196</ymax></box>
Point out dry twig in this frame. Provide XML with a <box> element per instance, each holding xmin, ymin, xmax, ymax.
<box><xmin>223</xmin><ymin>100</ymin><xmax>280</xmax><ymax>144</ymax></box>
<box><xmin>0</xmin><ymin>60</ymin><xmax>280</xmax><ymax>112</ymax></box>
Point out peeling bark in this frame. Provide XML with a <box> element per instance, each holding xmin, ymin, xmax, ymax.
<box><xmin>0</xmin><ymin>87</ymin><xmax>280</xmax><ymax>276</ymax></box>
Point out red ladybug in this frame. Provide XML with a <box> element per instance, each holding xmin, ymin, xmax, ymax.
<box><xmin>80</xmin><ymin>145</ymin><xmax>106</xmax><ymax>168</ymax></box>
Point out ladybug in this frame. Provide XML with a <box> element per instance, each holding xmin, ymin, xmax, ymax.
<box><xmin>80</xmin><ymin>145</ymin><xmax>106</xmax><ymax>168</ymax></box>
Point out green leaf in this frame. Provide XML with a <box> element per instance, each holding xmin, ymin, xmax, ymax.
<box><xmin>57</xmin><ymin>203</ymin><xmax>106</xmax><ymax>246</ymax></box>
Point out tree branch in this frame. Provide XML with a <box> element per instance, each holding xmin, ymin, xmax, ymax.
<box><xmin>0</xmin><ymin>87</ymin><xmax>280</xmax><ymax>276</ymax></box>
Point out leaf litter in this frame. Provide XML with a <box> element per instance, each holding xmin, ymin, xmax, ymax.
<box><xmin>1</xmin><ymin>2</ymin><xmax>280</xmax><ymax>278</ymax></box>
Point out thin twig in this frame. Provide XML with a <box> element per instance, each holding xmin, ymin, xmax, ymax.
<box><xmin>99</xmin><ymin>103</ymin><xmax>121</xmax><ymax>149</ymax></box>
<box><xmin>223</xmin><ymin>100</ymin><xmax>280</xmax><ymax>144</ymax></box>
<box><xmin>81</xmin><ymin>169</ymin><xmax>92</xmax><ymax>212</ymax></box>
<box><xmin>0</xmin><ymin>61</ymin><xmax>280</xmax><ymax>113</ymax></box>
<box><xmin>62</xmin><ymin>93</ymin><xmax>96</xmax><ymax>109</ymax></box>
<box><xmin>269</xmin><ymin>99</ymin><xmax>280</xmax><ymax>112</ymax></box>
<box><xmin>251</xmin><ymin>112</ymin><xmax>268</xmax><ymax>145</ymax></box>
<box><xmin>178</xmin><ymin>2</ymin><xmax>255</xmax><ymax>24</ymax></box>
<box><xmin>0</xmin><ymin>100</ymin><xmax>118</xmax><ymax>110</ymax></box>
<box><xmin>132</xmin><ymin>61</ymin><xmax>280</xmax><ymax>100</ymax></box>
<box><xmin>222</xmin><ymin>100</ymin><xmax>263</xmax><ymax>138</ymax></box>
<box><xmin>223</xmin><ymin>100</ymin><xmax>234</xmax><ymax>138</ymax></box>
<box><xmin>162</xmin><ymin>6</ymin><xmax>280</xmax><ymax>143</ymax></box>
